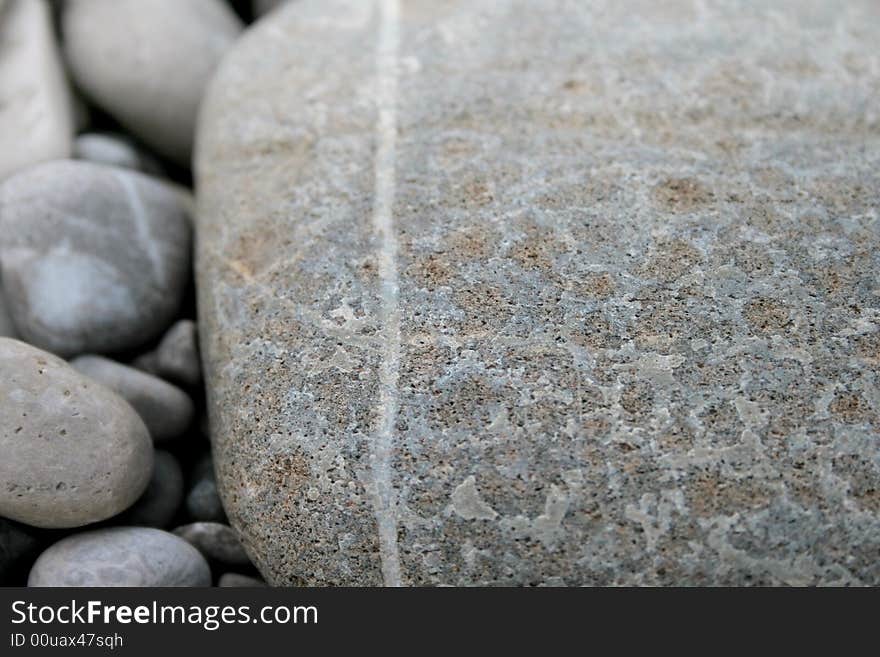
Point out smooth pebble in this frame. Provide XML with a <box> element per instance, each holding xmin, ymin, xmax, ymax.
<box><xmin>62</xmin><ymin>0</ymin><xmax>242</xmax><ymax>165</ymax></box>
<box><xmin>186</xmin><ymin>477</ymin><xmax>226</xmax><ymax>523</ymax></box>
<box><xmin>157</xmin><ymin>319</ymin><xmax>201</xmax><ymax>386</ymax></box>
<box><xmin>28</xmin><ymin>527</ymin><xmax>211</xmax><ymax>587</ymax></box>
<box><xmin>0</xmin><ymin>160</ymin><xmax>191</xmax><ymax>357</ymax></box>
<box><xmin>74</xmin><ymin>133</ymin><xmax>163</xmax><ymax>176</ymax></box>
<box><xmin>0</xmin><ymin>338</ymin><xmax>153</xmax><ymax>528</ymax></box>
<box><xmin>0</xmin><ymin>0</ymin><xmax>73</xmax><ymax>179</ymax></box>
<box><xmin>71</xmin><ymin>355</ymin><xmax>194</xmax><ymax>442</ymax></box>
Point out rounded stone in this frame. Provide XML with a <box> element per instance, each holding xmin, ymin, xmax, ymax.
<box><xmin>120</xmin><ymin>450</ymin><xmax>184</xmax><ymax>528</ymax></box>
<box><xmin>62</xmin><ymin>0</ymin><xmax>243</xmax><ymax>166</ymax></box>
<box><xmin>73</xmin><ymin>133</ymin><xmax>163</xmax><ymax>176</ymax></box>
<box><xmin>156</xmin><ymin>319</ymin><xmax>201</xmax><ymax>386</ymax></box>
<box><xmin>197</xmin><ymin>1</ymin><xmax>880</xmax><ymax>586</ymax></box>
<box><xmin>0</xmin><ymin>160</ymin><xmax>192</xmax><ymax>358</ymax></box>
<box><xmin>0</xmin><ymin>338</ymin><xmax>153</xmax><ymax>528</ymax></box>
<box><xmin>186</xmin><ymin>476</ymin><xmax>226</xmax><ymax>523</ymax></box>
<box><xmin>28</xmin><ymin>527</ymin><xmax>211</xmax><ymax>587</ymax></box>
<box><xmin>173</xmin><ymin>522</ymin><xmax>250</xmax><ymax>566</ymax></box>
<box><xmin>0</xmin><ymin>0</ymin><xmax>73</xmax><ymax>180</ymax></box>
<box><xmin>131</xmin><ymin>349</ymin><xmax>162</xmax><ymax>377</ymax></box>
<box><xmin>71</xmin><ymin>355</ymin><xmax>194</xmax><ymax>442</ymax></box>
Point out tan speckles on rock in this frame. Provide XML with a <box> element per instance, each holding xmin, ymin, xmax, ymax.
<box><xmin>829</xmin><ymin>391</ymin><xmax>875</xmax><ymax>426</ymax></box>
<box><xmin>743</xmin><ymin>297</ymin><xmax>792</xmax><ymax>334</ymax></box>
<box><xmin>652</xmin><ymin>177</ymin><xmax>714</xmax><ymax>213</ymax></box>
<box><xmin>197</xmin><ymin>0</ymin><xmax>880</xmax><ymax>586</ymax></box>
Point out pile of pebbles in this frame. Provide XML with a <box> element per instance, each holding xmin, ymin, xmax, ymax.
<box><xmin>0</xmin><ymin>0</ymin><xmax>280</xmax><ymax>587</ymax></box>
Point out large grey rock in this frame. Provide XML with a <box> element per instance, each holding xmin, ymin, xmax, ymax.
<box><xmin>196</xmin><ymin>1</ymin><xmax>880</xmax><ymax>585</ymax></box>
<box><xmin>0</xmin><ymin>160</ymin><xmax>192</xmax><ymax>357</ymax></box>
<box><xmin>0</xmin><ymin>0</ymin><xmax>74</xmax><ymax>179</ymax></box>
<box><xmin>28</xmin><ymin>527</ymin><xmax>211</xmax><ymax>587</ymax></box>
<box><xmin>71</xmin><ymin>355</ymin><xmax>194</xmax><ymax>442</ymax></box>
<box><xmin>62</xmin><ymin>0</ymin><xmax>243</xmax><ymax>166</ymax></box>
<box><xmin>0</xmin><ymin>338</ymin><xmax>153</xmax><ymax>528</ymax></box>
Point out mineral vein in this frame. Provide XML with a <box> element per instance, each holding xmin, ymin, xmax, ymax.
<box><xmin>370</xmin><ymin>0</ymin><xmax>403</xmax><ymax>587</ymax></box>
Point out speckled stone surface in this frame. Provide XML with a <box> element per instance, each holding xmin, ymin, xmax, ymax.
<box><xmin>196</xmin><ymin>0</ymin><xmax>880</xmax><ymax>585</ymax></box>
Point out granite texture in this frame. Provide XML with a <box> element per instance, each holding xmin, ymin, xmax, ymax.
<box><xmin>196</xmin><ymin>0</ymin><xmax>880</xmax><ymax>585</ymax></box>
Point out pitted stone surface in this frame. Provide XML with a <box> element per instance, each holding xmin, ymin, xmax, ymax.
<box><xmin>196</xmin><ymin>0</ymin><xmax>880</xmax><ymax>585</ymax></box>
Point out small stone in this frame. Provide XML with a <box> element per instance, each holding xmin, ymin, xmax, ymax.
<box><xmin>131</xmin><ymin>349</ymin><xmax>162</xmax><ymax>377</ymax></box>
<box><xmin>74</xmin><ymin>133</ymin><xmax>163</xmax><ymax>176</ymax></box>
<box><xmin>173</xmin><ymin>522</ymin><xmax>250</xmax><ymax>566</ymax></box>
<box><xmin>1</xmin><ymin>518</ymin><xmax>41</xmax><ymax>585</ymax></box>
<box><xmin>0</xmin><ymin>160</ymin><xmax>192</xmax><ymax>357</ymax></box>
<box><xmin>186</xmin><ymin>477</ymin><xmax>226</xmax><ymax>523</ymax></box>
<box><xmin>156</xmin><ymin>320</ymin><xmax>201</xmax><ymax>386</ymax></box>
<box><xmin>62</xmin><ymin>0</ymin><xmax>243</xmax><ymax>165</ymax></box>
<box><xmin>0</xmin><ymin>338</ymin><xmax>153</xmax><ymax>528</ymax></box>
<box><xmin>71</xmin><ymin>355</ymin><xmax>194</xmax><ymax>442</ymax></box>
<box><xmin>0</xmin><ymin>0</ymin><xmax>73</xmax><ymax>179</ymax></box>
<box><xmin>218</xmin><ymin>572</ymin><xmax>266</xmax><ymax>587</ymax></box>
<box><xmin>120</xmin><ymin>450</ymin><xmax>184</xmax><ymax>528</ymax></box>
<box><xmin>28</xmin><ymin>527</ymin><xmax>211</xmax><ymax>587</ymax></box>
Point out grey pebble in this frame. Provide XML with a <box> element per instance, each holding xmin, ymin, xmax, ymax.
<box><xmin>131</xmin><ymin>349</ymin><xmax>162</xmax><ymax>377</ymax></box>
<box><xmin>120</xmin><ymin>450</ymin><xmax>184</xmax><ymax>528</ymax></box>
<box><xmin>28</xmin><ymin>527</ymin><xmax>211</xmax><ymax>587</ymax></box>
<box><xmin>0</xmin><ymin>338</ymin><xmax>153</xmax><ymax>528</ymax></box>
<box><xmin>71</xmin><ymin>355</ymin><xmax>194</xmax><ymax>442</ymax></box>
<box><xmin>156</xmin><ymin>319</ymin><xmax>201</xmax><ymax>386</ymax></box>
<box><xmin>0</xmin><ymin>160</ymin><xmax>192</xmax><ymax>358</ymax></box>
<box><xmin>173</xmin><ymin>522</ymin><xmax>250</xmax><ymax>566</ymax></box>
<box><xmin>218</xmin><ymin>572</ymin><xmax>266</xmax><ymax>588</ymax></box>
<box><xmin>73</xmin><ymin>133</ymin><xmax>163</xmax><ymax>176</ymax></box>
<box><xmin>62</xmin><ymin>0</ymin><xmax>242</xmax><ymax>165</ymax></box>
<box><xmin>186</xmin><ymin>477</ymin><xmax>226</xmax><ymax>523</ymax></box>
<box><xmin>0</xmin><ymin>0</ymin><xmax>73</xmax><ymax>180</ymax></box>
